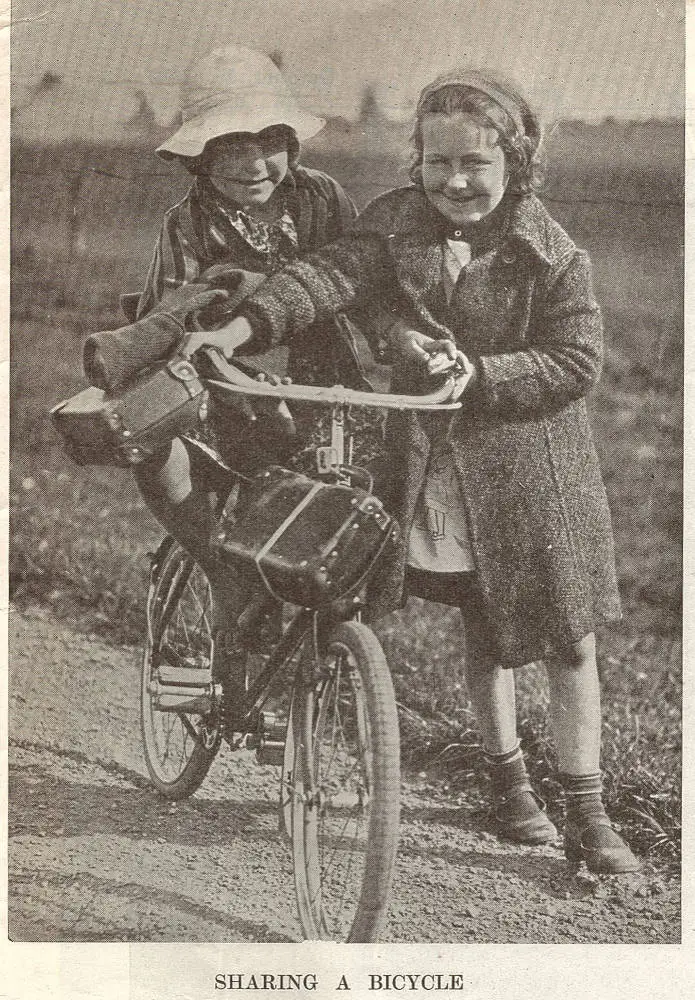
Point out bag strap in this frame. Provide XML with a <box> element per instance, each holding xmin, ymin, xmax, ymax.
<box><xmin>251</xmin><ymin>479</ymin><xmax>398</xmax><ymax>607</ymax></box>
<box><xmin>253</xmin><ymin>480</ymin><xmax>326</xmax><ymax>603</ymax></box>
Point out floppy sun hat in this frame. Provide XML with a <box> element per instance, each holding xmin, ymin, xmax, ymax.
<box><xmin>157</xmin><ymin>45</ymin><xmax>325</xmax><ymax>159</ymax></box>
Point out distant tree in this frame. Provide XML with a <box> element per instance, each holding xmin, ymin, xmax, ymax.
<box><xmin>358</xmin><ymin>83</ymin><xmax>382</xmax><ymax>124</ymax></box>
<box><xmin>13</xmin><ymin>70</ymin><xmax>63</xmax><ymax>118</ymax></box>
<box><xmin>125</xmin><ymin>89</ymin><xmax>157</xmax><ymax>131</ymax></box>
<box><xmin>269</xmin><ymin>49</ymin><xmax>283</xmax><ymax>70</ymax></box>
<box><xmin>33</xmin><ymin>71</ymin><xmax>63</xmax><ymax>97</ymax></box>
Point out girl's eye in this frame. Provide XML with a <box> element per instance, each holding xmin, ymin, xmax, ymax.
<box><xmin>259</xmin><ymin>128</ymin><xmax>289</xmax><ymax>155</ymax></box>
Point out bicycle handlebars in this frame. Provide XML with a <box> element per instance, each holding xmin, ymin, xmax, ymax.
<box><xmin>198</xmin><ymin>348</ymin><xmax>470</xmax><ymax>412</ymax></box>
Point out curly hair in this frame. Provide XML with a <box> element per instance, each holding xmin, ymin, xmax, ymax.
<box><xmin>410</xmin><ymin>82</ymin><xmax>545</xmax><ymax>194</ymax></box>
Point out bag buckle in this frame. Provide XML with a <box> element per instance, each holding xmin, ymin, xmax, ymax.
<box><xmin>167</xmin><ymin>357</ymin><xmax>199</xmax><ymax>382</ymax></box>
<box><xmin>316</xmin><ymin>446</ymin><xmax>340</xmax><ymax>475</ymax></box>
<box><xmin>167</xmin><ymin>357</ymin><xmax>203</xmax><ymax>398</ymax></box>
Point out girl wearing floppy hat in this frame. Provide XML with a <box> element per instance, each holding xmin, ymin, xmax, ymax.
<box><xmin>138</xmin><ymin>45</ymin><xmax>353</xmax><ymax>320</ymax></box>
<box><xmin>187</xmin><ymin>67</ymin><xmax>639</xmax><ymax>875</ymax></box>
<box><xmin>103</xmin><ymin>45</ymin><xmax>385</xmax><ymax>679</ymax></box>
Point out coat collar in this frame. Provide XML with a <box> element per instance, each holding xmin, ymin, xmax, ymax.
<box><xmin>386</xmin><ymin>187</ymin><xmax>556</xmax><ymax>267</ymax></box>
<box><xmin>506</xmin><ymin>195</ymin><xmax>553</xmax><ymax>266</ymax></box>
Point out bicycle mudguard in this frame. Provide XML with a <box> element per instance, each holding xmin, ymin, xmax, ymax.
<box><xmin>212</xmin><ymin>466</ymin><xmax>399</xmax><ymax>608</ymax></box>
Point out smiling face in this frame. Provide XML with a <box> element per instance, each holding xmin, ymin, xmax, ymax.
<box><xmin>202</xmin><ymin>126</ymin><xmax>290</xmax><ymax>210</ymax></box>
<box><xmin>420</xmin><ymin>112</ymin><xmax>508</xmax><ymax>227</ymax></box>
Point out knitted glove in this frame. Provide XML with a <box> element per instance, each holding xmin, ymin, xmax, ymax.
<box><xmin>83</xmin><ymin>287</ymin><xmax>228</xmax><ymax>392</ymax></box>
<box><xmin>84</xmin><ymin>270</ymin><xmax>267</xmax><ymax>392</ymax></box>
<box><xmin>189</xmin><ymin>266</ymin><xmax>266</xmax><ymax>330</ymax></box>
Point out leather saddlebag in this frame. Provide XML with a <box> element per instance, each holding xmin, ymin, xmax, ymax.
<box><xmin>50</xmin><ymin>356</ymin><xmax>206</xmax><ymax>466</ymax></box>
<box><xmin>212</xmin><ymin>465</ymin><xmax>398</xmax><ymax>607</ymax></box>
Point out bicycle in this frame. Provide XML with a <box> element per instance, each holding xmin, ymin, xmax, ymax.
<box><xmin>140</xmin><ymin>352</ymin><xmax>468</xmax><ymax>942</ymax></box>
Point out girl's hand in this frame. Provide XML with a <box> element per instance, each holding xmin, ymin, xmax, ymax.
<box><xmin>422</xmin><ymin>339</ymin><xmax>461</xmax><ymax>376</ymax></box>
<box><xmin>389</xmin><ymin>323</ymin><xmax>459</xmax><ymax>373</ymax></box>
<box><xmin>389</xmin><ymin>323</ymin><xmax>442</xmax><ymax>364</ymax></box>
<box><xmin>183</xmin><ymin>316</ymin><xmax>254</xmax><ymax>360</ymax></box>
<box><xmin>428</xmin><ymin>345</ymin><xmax>478</xmax><ymax>400</ymax></box>
<box><xmin>389</xmin><ymin>324</ymin><xmax>476</xmax><ymax>385</ymax></box>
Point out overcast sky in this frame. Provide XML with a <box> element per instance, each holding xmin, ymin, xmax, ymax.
<box><xmin>12</xmin><ymin>0</ymin><xmax>683</xmax><ymax>137</ymax></box>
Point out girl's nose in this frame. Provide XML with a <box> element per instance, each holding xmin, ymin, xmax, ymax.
<box><xmin>236</xmin><ymin>144</ymin><xmax>266</xmax><ymax>171</ymax></box>
<box><xmin>447</xmin><ymin>173</ymin><xmax>469</xmax><ymax>191</ymax></box>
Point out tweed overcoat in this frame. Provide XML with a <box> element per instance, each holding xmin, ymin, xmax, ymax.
<box><xmin>240</xmin><ymin>187</ymin><xmax>622</xmax><ymax>667</ymax></box>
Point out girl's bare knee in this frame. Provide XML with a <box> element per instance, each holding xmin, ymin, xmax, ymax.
<box><xmin>133</xmin><ymin>441</ymin><xmax>174</xmax><ymax>487</ymax></box>
<box><xmin>550</xmin><ymin>632</ymin><xmax>596</xmax><ymax>671</ymax></box>
<box><xmin>134</xmin><ymin>438</ymin><xmax>192</xmax><ymax>506</ymax></box>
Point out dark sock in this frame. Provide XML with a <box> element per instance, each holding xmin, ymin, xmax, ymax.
<box><xmin>484</xmin><ymin>744</ymin><xmax>540</xmax><ymax>821</ymax></box>
<box><xmin>559</xmin><ymin>772</ymin><xmax>621</xmax><ymax>847</ymax></box>
<box><xmin>484</xmin><ymin>744</ymin><xmax>525</xmax><ymax>790</ymax></box>
<box><xmin>154</xmin><ymin>490</ymin><xmax>220</xmax><ymax>574</ymax></box>
<box><xmin>483</xmin><ymin>744</ymin><xmax>523</xmax><ymax>767</ymax></box>
<box><xmin>559</xmin><ymin>772</ymin><xmax>606</xmax><ymax>821</ymax></box>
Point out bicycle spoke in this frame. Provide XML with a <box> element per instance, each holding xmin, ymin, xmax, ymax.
<box><xmin>184</xmin><ymin>574</ymin><xmax>212</xmax><ymax>635</ymax></box>
<box><xmin>141</xmin><ymin>542</ymin><xmax>221</xmax><ymax>798</ymax></box>
<box><xmin>292</xmin><ymin>621</ymin><xmax>399</xmax><ymax>942</ymax></box>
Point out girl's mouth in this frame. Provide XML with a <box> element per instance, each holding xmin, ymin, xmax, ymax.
<box><xmin>215</xmin><ymin>175</ymin><xmax>271</xmax><ymax>187</ymax></box>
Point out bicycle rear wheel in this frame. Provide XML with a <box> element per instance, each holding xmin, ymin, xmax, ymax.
<box><xmin>140</xmin><ymin>538</ymin><xmax>221</xmax><ymax>798</ymax></box>
<box><xmin>290</xmin><ymin>621</ymin><xmax>400</xmax><ymax>941</ymax></box>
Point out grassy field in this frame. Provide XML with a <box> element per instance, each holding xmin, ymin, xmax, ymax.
<box><xmin>9</xmin><ymin>121</ymin><xmax>683</xmax><ymax>862</ymax></box>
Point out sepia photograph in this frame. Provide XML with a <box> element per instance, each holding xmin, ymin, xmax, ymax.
<box><xmin>5</xmin><ymin>0</ymin><xmax>684</xmax><ymax>970</ymax></box>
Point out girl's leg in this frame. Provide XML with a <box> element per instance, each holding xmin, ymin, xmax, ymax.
<box><xmin>461</xmin><ymin>604</ymin><xmax>556</xmax><ymax>843</ymax></box>
<box><xmin>545</xmin><ymin>633</ymin><xmax>639</xmax><ymax>872</ymax></box>
<box><xmin>135</xmin><ymin>438</ymin><xmax>217</xmax><ymax>564</ymax></box>
<box><xmin>461</xmin><ymin>644</ymin><xmax>517</xmax><ymax>755</ymax></box>
<box><xmin>134</xmin><ymin>438</ymin><xmax>251</xmax><ymax>643</ymax></box>
<box><xmin>546</xmin><ymin>633</ymin><xmax>601</xmax><ymax>774</ymax></box>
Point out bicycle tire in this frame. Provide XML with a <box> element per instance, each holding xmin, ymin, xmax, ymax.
<box><xmin>140</xmin><ymin>538</ymin><xmax>221</xmax><ymax>799</ymax></box>
<box><xmin>290</xmin><ymin>621</ymin><xmax>400</xmax><ymax>942</ymax></box>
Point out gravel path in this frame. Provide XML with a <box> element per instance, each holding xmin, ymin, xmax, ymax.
<box><xmin>8</xmin><ymin>605</ymin><xmax>680</xmax><ymax>943</ymax></box>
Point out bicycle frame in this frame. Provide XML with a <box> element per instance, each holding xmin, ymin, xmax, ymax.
<box><xmin>224</xmin><ymin>605</ymin><xmax>314</xmax><ymax>735</ymax></box>
<box><xmin>190</xmin><ymin>349</ymin><xmax>471</xmax><ymax>738</ymax></box>
<box><xmin>142</xmin><ymin>353</ymin><xmax>468</xmax><ymax>938</ymax></box>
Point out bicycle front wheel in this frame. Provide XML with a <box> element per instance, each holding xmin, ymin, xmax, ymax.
<box><xmin>290</xmin><ymin>621</ymin><xmax>400</xmax><ymax>942</ymax></box>
<box><xmin>140</xmin><ymin>539</ymin><xmax>221</xmax><ymax>799</ymax></box>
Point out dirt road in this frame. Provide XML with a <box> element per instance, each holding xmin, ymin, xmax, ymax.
<box><xmin>8</xmin><ymin>606</ymin><xmax>679</xmax><ymax>944</ymax></box>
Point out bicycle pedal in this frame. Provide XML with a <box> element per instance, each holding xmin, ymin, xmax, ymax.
<box><xmin>151</xmin><ymin>664</ymin><xmax>219</xmax><ymax>713</ymax></box>
<box><xmin>156</xmin><ymin>691</ymin><xmax>213</xmax><ymax>713</ymax></box>
<box><xmin>157</xmin><ymin>663</ymin><xmax>212</xmax><ymax>685</ymax></box>
<box><xmin>252</xmin><ymin>711</ymin><xmax>287</xmax><ymax>766</ymax></box>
